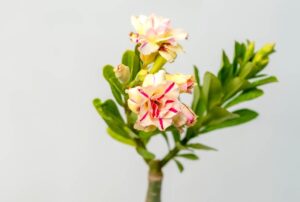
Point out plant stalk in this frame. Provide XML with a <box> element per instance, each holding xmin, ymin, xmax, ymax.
<box><xmin>146</xmin><ymin>160</ymin><xmax>163</xmax><ymax>202</ymax></box>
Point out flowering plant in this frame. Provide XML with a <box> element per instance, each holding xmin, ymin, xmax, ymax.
<box><xmin>93</xmin><ymin>14</ymin><xmax>277</xmax><ymax>202</ymax></box>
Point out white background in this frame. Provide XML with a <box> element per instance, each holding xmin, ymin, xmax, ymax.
<box><xmin>0</xmin><ymin>0</ymin><xmax>299</xmax><ymax>201</ymax></box>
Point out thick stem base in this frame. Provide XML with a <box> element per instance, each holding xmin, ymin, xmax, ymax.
<box><xmin>145</xmin><ymin>160</ymin><xmax>163</xmax><ymax>202</ymax></box>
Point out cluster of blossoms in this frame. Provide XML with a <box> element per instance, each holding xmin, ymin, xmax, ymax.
<box><xmin>115</xmin><ymin>14</ymin><xmax>196</xmax><ymax>132</ymax></box>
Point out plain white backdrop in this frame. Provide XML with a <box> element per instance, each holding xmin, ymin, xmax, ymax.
<box><xmin>0</xmin><ymin>0</ymin><xmax>299</xmax><ymax>201</ymax></box>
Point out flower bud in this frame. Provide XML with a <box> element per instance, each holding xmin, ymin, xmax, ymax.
<box><xmin>252</xmin><ymin>43</ymin><xmax>275</xmax><ymax>74</ymax></box>
<box><xmin>114</xmin><ymin>64</ymin><xmax>130</xmax><ymax>83</ymax></box>
<box><xmin>253</xmin><ymin>43</ymin><xmax>275</xmax><ymax>64</ymax></box>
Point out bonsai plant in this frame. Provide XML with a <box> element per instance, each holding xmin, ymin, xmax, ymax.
<box><xmin>93</xmin><ymin>14</ymin><xmax>277</xmax><ymax>202</ymax></box>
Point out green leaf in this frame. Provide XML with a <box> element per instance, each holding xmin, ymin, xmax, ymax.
<box><xmin>103</xmin><ymin>65</ymin><xmax>124</xmax><ymax>105</ymax></box>
<box><xmin>187</xmin><ymin>143</ymin><xmax>217</xmax><ymax>151</ymax></box>
<box><xmin>201</xmin><ymin>109</ymin><xmax>259</xmax><ymax>133</ymax></box>
<box><xmin>176</xmin><ymin>142</ymin><xmax>188</xmax><ymax>150</ymax></box>
<box><xmin>193</xmin><ymin>65</ymin><xmax>201</xmax><ymax>84</ymax></box>
<box><xmin>174</xmin><ymin>159</ymin><xmax>184</xmax><ymax>172</ymax></box>
<box><xmin>94</xmin><ymin>99</ymin><xmax>124</xmax><ymax>123</ymax></box>
<box><xmin>93</xmin><ymin>99</ymin><xmax>129</xmax><ymax>138</ymax></box>
<box><xmin>239</xmin><ymin>62</ymin><xmax>255</xmax><ymax>79</ymax></box>
<box><xmin>233</xmin><ymin>41</ymin><xmax>246</xmax><ymax>75</ymax></box>
<box><xmin>107</xmin><ymin>128</ymin><xmax>136</xmax><ymax>146</ymax></box>
<box><xmin>138</xmin><ymin>130</ymin><xmax>160</xmax><ymax>143</ymax></box>
<box><xmin>191</xmin><ymin>86</ymin><xmax>200</xmax><ymax>111</ymax></box>
<box><xmin>177</xmin><ymin>153</ymin><xmax>199</xmax><ymax>160</ymax></box>
<box><xmin>122</xmin><ymin>50</ymin><xmax>141</xmax><ymax>82</ymax></box>
<box><xmin>203</xmin><ymin>72</ymin><xmax>224</xmax><ymax>111</ymax></box>
<box><xmin>243</xmin><ymin>41</ymin><xmax>255</xmax><ymax>64</ymax></box>
<box><xmin>225</xmin><ymin>89</ymin><xmax>264</xmax><ymax>108</ymax></box>
<box><xmin>248</xmin><ymin>76</ymin><xmax>278</xmax><ymax>89</ymax></box>
<box><xmin>136</xmin><ymin>147</ymin><xmax>155</xmax><ymax>160</ymax></box>
<box><xmin>224</xmin><ymin>77</ymin><xmax>248</xmax><ymax>101</ymax></box>
<box><xmin>192</xmin><ymin>66</ymin><xmax>206</xmax><ymax>118</ymax></box>
<box><xmin>169</xmin><ymin>126</ymin><xmax>181</xmax><ymax>142</ymax></box>
<box><xmin>218</xmin><ymin>50</ymin><xmax>233</xmax><ymax>84</ymax></box>
<box><xmin>203</xmin><ymin>106</ymin><xmax>239</xmax><ymax>127</ymax></box>
<box><xmin>161</xmin><ymin>131</ymin><xmax>170</xmax><ymax>149</ymax></box>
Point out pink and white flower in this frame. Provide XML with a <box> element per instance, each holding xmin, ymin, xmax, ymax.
<box><xmin>130</xmin><ymin>14</ymin><xmax>188</xmax><ymax>63</ymax></box>
<box><xmin>127</xmin><ymin>70</ymin><xmax>196</xmax><ymax>132</ymax></box>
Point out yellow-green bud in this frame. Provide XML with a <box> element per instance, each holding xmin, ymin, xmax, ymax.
<box><xmin>244</xmin><ymin>41</ymin><xmax>255</xmax><ymax>63</ymax></box>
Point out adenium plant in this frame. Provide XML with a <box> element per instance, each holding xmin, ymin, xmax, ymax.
<box><xmin>93</xmin><ymin>14</ymin><xmax>277</xmax><ymax>202</ymax></box>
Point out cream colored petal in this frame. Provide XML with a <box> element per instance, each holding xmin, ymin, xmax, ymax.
<box><xmin>131</xmin><ymin>15</ymin><xmax>149</xmax><ymax>34</ymax></box>
<box><xmin>153</xmin><ymin>118</ymin><xmax>173</xmax><ymax>131</ymax></box>
<box><xmin>165</xmin><ymin>73</ymin><xmax>195</xmax><ymax>93</ymax></box>
<box><xmin>171</xmin><ymin>29</ymin><xmax>188</xmax><ymax>40</ymax></box>
<box><xmin>127</xmin><ymin>87</ymin><xmax>148</xmax><ymax>105</ymax></box>
<box><xmin>159</xmin><ymin>49</ymin><xmax>177</xmax><ymax>62</ymax></box>
<box><xmin>143</xmin><ymin>70</ymin><xmax>166</xmax><ymax>87</ymax></box>
<box><xmin>127</xmin><ymin>99</ymin><xmax>139</xmax><ymax>113</ymax></box>
<box><xmin>162</xmin><ymin>81</ymin><xmax>180</xmax><ymax>99</ymax></box>
<box><xmin>134</xmin><ymin>122</ymin><xmax>156</xmax><ymax>132</ymax></box>
<box><xmin>139</xmin><ymin>42</ymin><xmax>160</xmax><ymax>55</ymax></box>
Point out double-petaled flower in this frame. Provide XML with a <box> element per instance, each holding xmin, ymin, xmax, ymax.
<box><xmin>127</xmin><ymin>70</ymin><xmax>196</xmax><ymax>132</ymax></box>
<box><xmin>130</xmin><ymin>14</ymin><xmax>188</xmax><ymax>63</ymax></box>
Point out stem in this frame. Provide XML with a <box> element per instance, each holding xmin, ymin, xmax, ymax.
<box><xmin>161</xmin><ymin>147</ymin><xmax>179</xmax><ymax>167</ymax></box>
<box><xmin>150</xmin><ymin>55</ymin><xmax>167</xmax><ymax>74</ymax></box>
<box><xmin>161</xmin><ymin>137</ymin><xmax>189</xmax><ymax>167</ymax></box>
<box><xmin>146</xmin><ymin>160</ymin><xmax>163</xmax><ymax>202</ymax></box>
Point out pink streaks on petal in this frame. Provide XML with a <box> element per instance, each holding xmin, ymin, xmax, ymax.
<box><xmin>169</xmin><ymin>108</ymin><xmax>178</xmax><ymax>113</ymax></box>
<box><xmin>159</xmin><ymin>118</ymin><xmax>164</xmax><ymax>130</ymax></box>
<box><xmin>140</xmin><ymin>111</ymin><xmax>149</xmax><ymax>122</ymax></box>
<box><xmin>164</xmin><ymin>82</ymin><xmax>175</xmax><ymax>94</ymax></box>
<box><xmin>138</xmin><ymin>89</ymin><xmax>149</xmax><ymax>98</ymax></box>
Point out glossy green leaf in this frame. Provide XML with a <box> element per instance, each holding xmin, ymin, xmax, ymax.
<box><xmin>174</xmin><ymin>159</ymin><xmax>184</xmax><ymax>172</ymax></box>
<box><xmin>243</xmin><ymin>41</ymin><xmax>255</xmax><ymax>64</ymax></box>
<box><xmin>103</xmin><ymin>65</ymin><xmax>124</xmax><ymax>105</ymax></box>
<box><xmin>107</xmin><ymin>128</ymin><xmax>136</xmax><ymax>146</ymax></box>
<box><xmin>203</xmin><ymin>106</ymin><xmax>239</xmax><ymax>127</ymax></box>
<box><xmin>168</xmin><ymin>126</ymin><xmax>181</xmax><ymax>142</ymax></box>
<box><xmin>218</xmin><ymin>50</ymin><xmax>233</xmax><ymax>84</ymax></box>
<box><xmin>193</xmin><ymin>65</ymin><xmax>201</xmax><ymax>84</ymax></box>
<box><xmin>224</xmin><ymin>77</ymin><xmax>248</xmax><ymax>100</ymax></box>
<box><xmin>93</xmin><ymin>98</ymin><xmax>129</xmax><ymax>138</ymax></box>
<box><xmin>203</xmin><ymin>72</ymin><xmax>224</xmax><ymax>111</ymax></box>
<box><xmin>248</xmin><ymin>76</ymin><xmax>278</xmax><ymax>89</ymax></box>
<box><xmin>225</xmin><ymin>89</ymin><xmax>264</xmax><ymax>108</ymax></box>
<box><xmin>187</xmin><ymin>143</ymin><xmax>217</xmax><ymax>151</ymax></box>
<box><xmin>136</xmin><ymin>147</ymin><xmax>155</xmax><ymax>160</ymax></box>
<box><xmin>192</xmin><ymin>67</ymin><xmax>206</xmax><ymax>117</ymax></box>
<box><xmin>201</xmin><ymin>109</ymin><xmax>258</xmax><ymax>133</ymax></box>
<box><xmin>161</xmin><ymin>131</ymin><xmax>170</xmax><ymax>149</ymax></box>
<box><xmin>177</xmin><ymin>153</ymin><xmax>199</xmax><ymax>160</ymax></box>
<box><xmin>122</xmin><ymin>50</ymin><xmax>140</xmax><ymax>81</ymax></box>
<box><xmin>239</xmin><ymin>62</ymin><xmax>255</xmax><ymax>79</ymax></box>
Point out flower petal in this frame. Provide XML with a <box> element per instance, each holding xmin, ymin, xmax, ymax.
<box><xmin>139</xmin><ymin>42</ymin><xmax>160</xmax><ymax>55</ymax></box>
<box><xmin>143</xmin><ymin>70</ymin><xmax>166</xmax><ymax>87</ymax></box>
